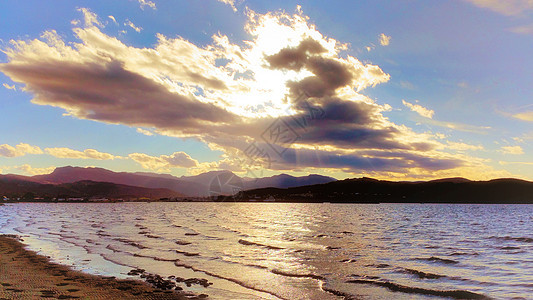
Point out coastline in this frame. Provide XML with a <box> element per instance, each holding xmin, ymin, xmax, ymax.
<box><xmin>0</xmin><ymin>235</ymin><xmax>201</xmax><ymax>299</ymax></box>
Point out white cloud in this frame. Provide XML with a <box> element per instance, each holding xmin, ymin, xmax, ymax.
<box><xmin>446</xmin><ymin>141</ymin><xmax>484</xmax><ymax>151</ymax></box>
<box><xmin>108</xmin><ymin>15</ymin><xmax>118</xmax><ymax>25</ymax></box>
<box><xmin>513</xmin><ymin>132</ymin><xmax>533</xmax><ymax>143</ymax></box>
<box><xmin>500</xmin><ymin>145</ymin><xmax>524</xmax><ymax>155</ymax></box>
<box><xmin>464</xmin><ymin>0</ymin><xmax>533</xmax><ymax>16</ymax></box>
<box><xmin>402</xmin><ymin>99</ymin><xmax>435</xmax><ymax>118</ymax></box>
<box><xmin>15</xmin><ymin>164</ymin><xmax>56</xmax><ymax>175</ymax></box>
<box><xmin>129</xmin><ymin>151</ymin><xmax>198</xmax><ymax>171</ymax></box>
<box><xmin>137</xmin><ymin>0</ymin><xmax>156</xmax><ymax>10</ymax></box>
<box><xmin>124</xmin><ymin>19</ymin><xmax>142</xmax><ymax>33</ymax></box>
<box><xmin>512</xmin><ymin>111</ymin><xmax>533</xmax><ymax>122</ymax></box>
<box><xmin>379</xmin><ymin>33</ymin><xmax>391</xmax><ymax>46</ymax></box>
<box><xmin>399</xmin><ymin>81</ymin><xmax>415</xmax><ymax>90</ymax></box>
<box><xmin>500</xmin><ymin>161</ymin><xmax>533</xmax><ymax>165</ymax></box>
<box><xmin>45</xmin><ymin>147</ymin><xmax>120</xmax><ymax>160</ymax></box>
<box><xmin>422</xmin><ymin>118</ymin><xmax>491</xmax><ymax>133</ymax></box>
<box><xmin>78</xmin><ymin>8</ymin><xmax>103</xmax><ymax>28</ymax></box>
<box><xmin>2</xmin><ymin>83</ymin><xmax>16</xmax><ymax>91</ymax></box>
<box><xmin>510</xmin><ymin>23</ymin><xmax>533</xmax><ymax>34</ymax></box>
<box><xmin>216</xmin><ymin>0</ymin><xmax>237</xmax><ymax>11</ymax></box>
<box><xmin>0</xmin><ymin>143</ymin><xmax>43</xmax><ymax>157</ymax></box>
<box><xmin>137</xmin><ymin>128</ymin><xmax>154</xmax><ymax>136</ymax></box>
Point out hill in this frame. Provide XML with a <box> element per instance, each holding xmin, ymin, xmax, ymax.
<box><xmin>0</xmin><ymin>176</ymin><xmax>182</xmax><ymax>200</ymax></box>
<box><xmin>239</xmin><ymin>177</ymin><xmax>533</xmax><ymax>203</ymax></box>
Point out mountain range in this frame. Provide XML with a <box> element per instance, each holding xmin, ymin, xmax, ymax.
<box><xmin>2</xmin><ymin>167</ymin><xmax>532</xmax><ymax>203</ymax></box>
<box><xmin>240</xmin><ymin>177</ymin><xmax>533</xmax><ymax>203</ymax></box>
<box><xmin>1</xmin><ymin>166</ymin><xmax>336</xmax><ymax>198</ymax></box>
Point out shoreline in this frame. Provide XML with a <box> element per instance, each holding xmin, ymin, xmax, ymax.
<box><xmin>0</xmin><ymin>235</ymin><xmax>203</xmax><ymax>299</ymax></box>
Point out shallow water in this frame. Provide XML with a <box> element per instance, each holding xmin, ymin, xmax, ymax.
<box><xmin>1</xmin><ymin>203</ymin><xmax>532</xmax><ymax>299</ymax></box>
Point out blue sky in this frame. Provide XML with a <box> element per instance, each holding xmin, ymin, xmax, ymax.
<box><xmin>0</xmin><ymin>0</ymin><xmax>532</xmax><ymax>180</ymax></box>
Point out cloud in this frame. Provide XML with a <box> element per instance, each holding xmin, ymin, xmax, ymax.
<box><xmin>15</xmin><ymin>164</ymin><xmax>56</xmax><ymax>175</ymax></box>
<box><xmin>0</xmin><ymin>7</ymin><xmax>498</xmax><ymax>179</ymax></box>
<box><xmin>124</xmin><ymin>19</ymin><xmax>142</xmax><ymax>33</ymax></box>
<box><xmin>108</xmin><ymin>16</ymin><xmax>118</xmax><ymax>25</ymax></box>
<box><xmin>216</xmin><ymin>0</ymin><xmax>237</xmax><ymax>11</ymax></box>
<box><xmin>0</xmin><ymin>143</ymin><xmax>43</xmax><ymax>157</ymax></box>
<box><xmin>500</xmin><ymin>145</ymin><xmax>524</xmax><ymax>155</ymax></box>
<box><xmin>500</xmin><ymin>161</ymin><xmax>533</xmax><ymax>166</ymax></box>
<box><xmin>137</xmin><ymin>0</ymin><xmax>156</xmax><ymax>10</ymax></box>
<box><xmin>129</xmin><ymin>151</ymin><xmax>198</xmax><ymax>171</ymax></box>
<box><xmin>512</xmin><ymin>111</ymin><xmax>533</xmax><ymax>122</ymax></box>
<box><xmin>45</xmin><ymin>147</ymin><xmax>119</xmax><ymax>160</ymax></box>
<box><xmin>402</xmin><ymin>100</ymin><xmax>435</xmax><ymax>119</ymax></box>
<box><xmin>513</xmin><ymin>131</ymin><xmax>533</xmax><ymax>143</ymax></box>
<box><xmin>137</xmin><ymin>128</ymin><xmax>154</xmax><ymax>136</ymax></box>
<box><xmin>445</xmin><ymin>141</ymin><xmax>484</xmax><ymax>151</ymax></box>
<box><xmin>399</xmin><ymin>81</ymin><xmax>415</xmax><ymax>90</ymax></box>
<box><xmin>421</xmin><ymin>118</ymin><xmax>491</xmax><ymax>133</ymax></box>
<box><xmin>379</xmin><ymin>33</ymin><xmax>391</xmax><ymax>46</ymax></box>
<box><xmin>510</xmin><ymin>23</ymin><xmax>533</xmax><ymax>34</ymax></box>
<box><xmin>464</xmin><ymin>0</ymin><xmax>533</xmax><ymax>16</ymax></box>
<box><xmin>78</xmin><ymin>8</ymin><xmax>103</xmax><ymax>28</ymax></box>
<box><xmin>2</xmin><ymin>83</ymin><xmax>16</xmax><ymax>90</ymax></box>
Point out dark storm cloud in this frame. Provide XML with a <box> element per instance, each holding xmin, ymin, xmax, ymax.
<box><xmin>0</xmin><ymin>60</ymin><xmax>237</xmax><ymax>134</ymax></box>
<box><xmin>266</xmin><ymin>147</ymin><xmax>463</xmax><ymax>172</ymax></box>
<box><xmin>265</xmin><ymin>38</ymin><xmax>326</xmax><ymax>71</ymax></box>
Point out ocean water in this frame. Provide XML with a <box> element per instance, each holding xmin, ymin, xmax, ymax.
<box><xmin>1</xmin><ymin>202</ymin><xmax>532</xmax><ymax>299</ymax></box>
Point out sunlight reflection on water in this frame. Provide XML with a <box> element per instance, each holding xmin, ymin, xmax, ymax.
<box><xmin>1</xmin><ymin>202</ymin><xmax>532</xmax><ymax>299</ymax></box>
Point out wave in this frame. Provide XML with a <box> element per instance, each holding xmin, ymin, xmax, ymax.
<box><xmin>270</xmin><ymin>269</ymin><xmax>325</xmax><ymax>280</ymax></box>
<box><xmin>365</xmin><ymin>263</ymin><xmax>390</xmax><ymax>268</ymax></box>
<box><xmin>351</xmin><ymin>274</ymin><xmax>380</xmax><ymax>280</ymax></box>
<box><xmin>175</xmin><ymin>240</ymin><xmax>192</xmax><ymax>246</ymax></box>
<box><xmin>325</xmin><ymin>246</ymin><xmax>341</xmax><ymax>250</ymax></box>
<box><xmin>321</xmin><ymin>286</ymin><xmax>358</xmax><ymax>300</ymax></box>
<box><xmin>238</xmin><ymin>239</ymin><xmax>284</xmax><ymax>250</ymax></box>
<box><xmin>106</xmin><ymin>244</ymin><xmax>121</xmax><ymax>253</ymax></box>
<box><xmin>144</xmin><ymin>234</ymin><xmax>162</xmax><ymax>239</ymax></box>
<box><xmin>346</xmin><ymin>279</ymin><xmax>489</xmax><ymax>299</ymax></box>
<box><xmin>132</xmin><ymin>253</ymin><xmax>177</xmax><ymax>262</ymax></box>
<box><xmin>244</xmin><ymin>263</ymin><xmax>268</xmax><ymax>270</ymax></box>
<box><xmin>399</xmin><ymin>268</ymin><xmax>446</xmax><ymax>279</ymax></box>
<box><xmin>113</xmin><ymin>238</ymin><xmax>147</xmax><ymax>249</ymax></box>
<box><xmin>173</xmin><ymin>261</ymin><xmax>288</xmax><ymax>300</ymax></box>
<box><xmin>96</xmin><ymin>230</ymin><xmax>111</xmax><ymax>237</ymax></box>
<box><xmin>499</xmin><ymin>246</ymin><xmax>520</xmax><ymax>250</ymax></box>
<box><xmin>489</xmin><ymin>236</ymin><xmax>533</xmax><ymax>243</ymax></box>
<box><xmin>449</xmin><ymin>251</ymin><xmax>479</xmax><ymax>256</ymax></box>
<box><xmin>416</xmin><ymin>256</ymin><xmax>459</xmax><ymax>264</ymax></box>
<box><xmin>175</xmin><ymin>250</ymin><xmax>200</xmax><ymax>257</ymax></box>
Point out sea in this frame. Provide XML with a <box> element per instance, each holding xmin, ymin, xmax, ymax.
<box><xmin>1</xmin><ymin>202</ymin><xmax>532</xmax><ymax>299</ymax></box>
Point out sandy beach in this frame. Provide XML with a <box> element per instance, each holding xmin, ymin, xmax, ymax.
<box><xmin>0</xmin><ymin>235</ymin><xmax>201</xmax><ymax>300</ymax></box>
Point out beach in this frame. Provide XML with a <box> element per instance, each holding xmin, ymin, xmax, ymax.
<box><xmin>0</xmin><ymin>235</ymin><xmax>199</xmax><ymax>300</ymax></box>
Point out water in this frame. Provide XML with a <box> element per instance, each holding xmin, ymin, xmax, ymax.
<box><xmin>1</xmin><ymin>203</ymin><xmax>532</xmax><ymax>299</ymax></box>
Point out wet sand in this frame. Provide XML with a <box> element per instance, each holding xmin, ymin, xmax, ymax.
<box><xmin>0</xmin><ymin>235</ymin><xmax>201</xmax><ymax>299</ymax></box>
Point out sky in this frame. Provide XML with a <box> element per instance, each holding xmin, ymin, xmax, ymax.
<box><xmin>0</xmin><ymin>0</ymin><xmax>532</xmax><ymax>181</ymax></box>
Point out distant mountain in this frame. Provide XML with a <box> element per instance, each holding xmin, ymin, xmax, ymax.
<box><xmin>0</xmin><ymin>176</ymin><xmax>182</xmax><ymax>200</ymax></box>
<box><xmin>239</xmin><ymin>177</ymin><xmax>533</xmax><ymax>203</ymax></box>
<box><xmin>24</xmin><ymin>166</ymin><xmax>337</xmax><ymax>197</ymax></box>
<box><xmin>243</xmin><ymin>173</ymin><xmax>335</xmax><ymax>189</ymax></box>
<box><xmin>31</xmin><ymin>166</ymin><xmax>206</xmax><ymax>196</ymax></box>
